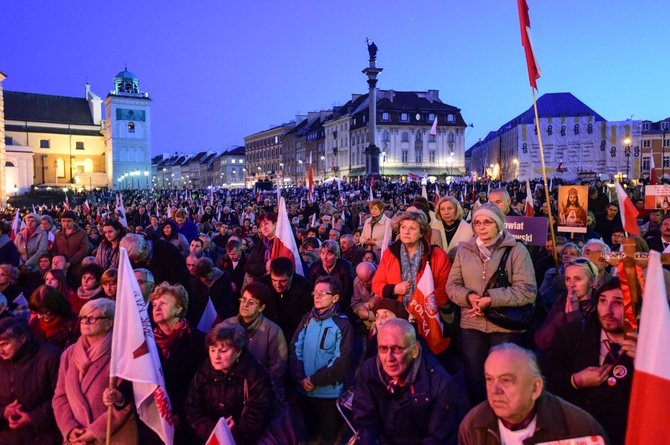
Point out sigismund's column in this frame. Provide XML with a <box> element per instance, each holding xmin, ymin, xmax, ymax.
<box><xmin>363</xmin><ymin>41</ymin><xmax>382</xmax><ymax>178</ymax></box>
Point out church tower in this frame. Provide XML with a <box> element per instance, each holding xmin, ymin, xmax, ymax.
<box><xmin>104</xmin><ymin>69</ymin><xmax>152</xmax><ymax>189</ymax></box>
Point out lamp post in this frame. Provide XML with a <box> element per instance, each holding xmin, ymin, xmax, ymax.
<box><xmin>381</xmin><ymin>151</ymin><xmax>386</xmax><ymax>176</ymax></box>
<box><xmin>12</xmin><ymin>185</ymin><xmax>18</xmax><ymax>198</ymax></box>
<box><xmin>321</xmin><ymin>155</ymin><xmax>326</xmax><ymax>181</ymax></box>
<box><xmin>144</xmin><ymin>170</ymin><xmax>149</xmax><ymax>188</ymax></box>
<box><xmin>513</xmin><ymin>158</ymin><xmax>519</xmax><ymax>180</ymax></box>
<box><xmin>624</xmin><ymin>137</ymin><xmax>632</xmax><ymax>182</ymax></box>
<box><xmin>298</xmin><ymin>160</ymin><xmax>303</xmax><ymax>185</ymax></box>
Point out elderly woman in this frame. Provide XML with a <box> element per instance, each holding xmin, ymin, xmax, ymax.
<box><xmin>185</xmin><ymin>323</ymin><xmax>276</xmax><ymax>444</ymax></box>
<box><xmin>538</xmin><ymin>242</ymin><xmax>582</xmax><ymax>310</ymax></box>
<box><xmin>406</xmin><ymin>200</ymin><xmax>443</xmax><ymax>249</ymax></box>
<box><xmin>446</xmin><ymin>203</ymin><xmax>536</xmax><ymax>404</ymax></box>
<box><xmin>28</xmin><ymin>285</ymin><xmax>80</xmax><ymax>350</ymax></box>
<box><xmin>371</xmin><ymin>210</ymin><xmax>452</xmax><ymax>354</ymax></box>
<box><xmin>95</xmin><ymin>219</ymin><xmax>127</xmax><ymax>270</ymax></box>
<box><xmin>161</xmin><ymin>219</ymin><xmax>190</xmax><ymax>257</ymax></box>
<box><xmin>15</xmin><ymin>213</ymin><xmax>48</xmax><ymax>271</ymax></box>
<box><xmin>535</xmin><ymin>257</ymin><xmax>599</xmax><ymax>351</ymax></box>
<box><xmin>71</xmin><ymin>263</ymin><xmax>107</xmax><ymax>315</ymax></box>
<box><xmin>360</xmin><ymin>199</ymin><xmax>392</xmax><ymax>260</ymax></box>
<box><xmin>53</xmin><ymin>298</ymin><xmax>138</xmax><ymax>444</ymax></box>
<box><xmin>100</xmin><ymin>268</ymin><xmax>118</xmax><ymax>300</ymax></box>
<box><xmin>150</xmin><ymin>282</ymin><xmax>206</xmax><ymax>443</ymax></box>
<box><xmin>434</xmin><ymin>196</ymin><xmax>474</xmax><ymax>262</ymax></box>
<box><xmin>0</xmin><ymin>317</ymin><xmax>62</xmax><ymax>444</ymax></box>
<box><xmin>308</xmin><ymin>239</ymin><xmax>356</xmax><ymax>314</ymax></box>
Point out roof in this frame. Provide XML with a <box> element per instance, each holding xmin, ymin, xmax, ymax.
<box><xmin>4</xmin><ymin>91</ymin><xmax>95</xmax><ymax>125</ymax></box>
<box><xmin>115</xmin><ymin>69</ymin><xmax>138</xmax><ymax>80</ymax></box>
<box><xmin>514</xmin><ymin>92</ymin><xmax>606</xmax><ymax>125</ymax></box>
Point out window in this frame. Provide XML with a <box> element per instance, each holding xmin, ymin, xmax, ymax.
<box><xmin>429</xmin><ymin>151</ymin><xmax>436</xmax><ymax>163</ymax></box>
<box><xmin>401</xmin><ymin>132</ymin><xmax>409</xmax><ymax>142</ymax></box>
<box><xmin>429</xmin><ymin>134</ymin><xmax>436</xmax><ymax>142</ymax></box>
<box><xmin>643</xmin><ymin>140</ymin><xmax>651</xmax><ymax>148</ymax></box>
<box><xmin>231</xmin><ymin>159</ymin><xmax>236</xmax><ymax>164</ymax></box>
<box><xmin>448</xmin><ymin>132</ymin><xmax>455</xmax><ymax>143</ymax></box>
<box><xmin>400</xmin><ymin>113</ymin><xmax>409</xmax><ymax>122</ymax></box>
<box><xmin>663</xmin><ymin>122</ymin><xmax>670</xmax><ymax>130</ymax></box>
<box><xmin>128</xmin><ymin>122</ymin><xmax>135</xmax><ymax>133</ymax></box>
<box><xmin>642</xmin><ymin>122</ymin><xmax>650</xmax><ymax>131</ymax></box>
<box><xmin>415</xmin><ymin>132</ymin><xmax>422</xmax><ymax>142</ymax></box>
<box><xmin>428</xmin><ymin>113</ymin><xmax>435</xmax><ymax>122</ymax></box>
<box><xmin>402</xmin><ymin>150</ymin><xmax>408</xmax><ymax>163</ymax></box>
<box><xmin>381</xmin><ymin>112</ymin><xmax>390</xmax><ymax>121</ymax></box>
<box><xmin>665</xmin><ymin>139</ymin><xmax>670</xmax><ymax>148</ymax></box>
<box><xmin>240</xmin><ymin>159</ymin><xmax>244</xmax><ymax>163</ymax></box>
<box><xmin>40</xmin><ymin>139</ymin><xmax>50</xmax><ymax>148</ymax></box>
<box><xmin>75</xmin><ymin>141</ymin><xmax>85</xmax><ymax>150</ymax></box>
<box><xmin>4</xmin><ymin>137</ymin><xmax>13</xmax><ymax>145</ymax></box>
<box><xmin>415</xmin><ymin>150</ymin><xmax>422</xmax><ymax>163</ymax></box>
<box><xmin>664</xmin><ymin>155</ymin><xmax>670</xmax><ymax>168</ymax></box>
<box><xmin>642</xmin><ymin>156</ymin><xmax>650</xmax><ymax>171</ymax></box>
<box><xmin>56</xmin><ymin>158</ymin><xmax>65</xmax><ymax>177</ymax></box>
<box><xmin>447</xmin><ymin>114</ymin><xmax>455</xmax><ymax>123</ymax></box>
<box><xmin>382</xmin><ymin>131</ymin><xmax>389</xmax><ymax>142</ymax></box>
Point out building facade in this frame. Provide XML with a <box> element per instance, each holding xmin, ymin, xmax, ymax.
<box><xmin>640</xmin><ymin>118</ymin><xmax>670</xmax><ymax>181</ymax></box>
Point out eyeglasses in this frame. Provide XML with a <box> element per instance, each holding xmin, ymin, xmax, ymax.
<box><xmin>378</xmin><ymin>343</ymin><xmax>415</xmax><ymax>355</ymax></box>
<box><xmin>239</xmin><ymin>298</ymin><xmax>259</xmax><ymax>307</ymax></box>
<box><xmin>565</xmin><ymin>258</ymin><xmax>598</xmax><ymax>277</ymax></box>
<box><xmin>78</xmin><ymin>316</ymin><xmax>110</xmax><ymax>325</ymax></box>
<box><xmin>312</xmin><ymin>291</ymin><xmax>335</xmax><ymax>298</ymax></box>
<box><xmin>473</xmin><ymin>219</ymin><xmax>496</xmax><ymax>227</ymax></box>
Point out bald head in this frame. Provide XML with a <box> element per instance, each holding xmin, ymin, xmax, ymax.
<box><xmin>356</xmin><ymin>261</ymin><xmax>377</xmax><ymax>282</ymax></box>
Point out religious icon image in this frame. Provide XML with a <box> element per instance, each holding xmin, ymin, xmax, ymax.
<box><xmin>557</xmin><ymin>185</ymin><xmax>588</xmax><ymax>233</ymax></box>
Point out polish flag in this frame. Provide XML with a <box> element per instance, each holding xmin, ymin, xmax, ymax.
<box><xmin>422</xmin><ymin>184</ymin><xmax>428</xmax><ymax>200</ymax></box>
<box><xmin>206</xmin><ymin>417</ymin><xmax>235</xmax><ymax>445</ymax></box>
<box><xmin>649</xmin><ymin>150</ymin><xmax>658</xmax><ymax>185</ymax></box>
<box><xmin>626</xmin><ymin>251</ymin><xmax>670</xmax><ymax>444</ymax></box>
<box><xmin>82</xmin><ymin>199</ymin><xmax>91</xmax><ymax>214</ymax></box>
<box><xmin>429</xmin><ymin>116</ymin><xmax>438</xmax><ymax>137</ymax></box>
<box><xmin>524</xmin><ymin>179</ymin><xmax>535</xmax><ymax>217</ymax></box>
<box><xmin>63</xmin><ymin>195</ymin><xmax>70</xmax><ymax>210</ymax></box>
<box><xmin>615</xmin><ymin>181</ymin><xmax>640</xmax><ymax>235</ymax></box>
<box><xmin>110</xmin><ymin>248</ymin><xmax>175</xmax><ymax>445</ymax></box>
<box><xmin>517</xmin><ymin>0</ymin><xmax>541</xmax><ymax>90</ymax></box>
<box><xmin>308</xmin><ymin>152</ymin><xmax>314</xmax><ymax>198</ymax></box>
<box><xmin>407</xmin><ymin>262</ymin><xmax>450</xmax><ymax>354</ymax></box>
<box><xmin>271</xmin><ymin>197</ymin><xmax>305</xmax><ymax>277</ymax></box>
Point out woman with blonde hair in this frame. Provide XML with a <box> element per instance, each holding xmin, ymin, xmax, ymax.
<box><xmin>360</xmin><ymin>199</ymin><xmax>392</xmax><ymax>260</ymax></box>
<box><xmin>434</xmin><ymin>196</ymin><xmax>474</xmax><ymax>261</ymax></box>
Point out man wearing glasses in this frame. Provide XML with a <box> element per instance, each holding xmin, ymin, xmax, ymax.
<box><xmin>290</xmin><ymin>275</ymin><xmax>353</xmax><ymax>444</ymax></box>
<box><xmin>352</xmin><ymin>318</ymin><xmax>468</xmax><ymax>445</ymax></box>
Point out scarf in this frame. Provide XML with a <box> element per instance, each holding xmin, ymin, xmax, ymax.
<box><xmin>475</xmin><ymin>232</ymin><xmax>504</xmax><ymax>262</ymax></box>
<box><xmin>376</xmin><ymin>347</ymin><xmax>422</xmax><ymax>392</ymax></box>
<box><xmin>263</xmin><ymin>236</ymin><xmax>274</xmax><ymax>263</ymax></box>
<box><xmin>310</xmin><ymin>303</ymin><xmax>339</xmax><ymax>322</ymax></box>
<box><xmin>72</xmin><ymin>330</ymin><xmax>112</xmax><ymax>382</ymax></box>
<box><xmin>400</xmin><ymin>242</ymin><xmax>423</xmax><ymax>306</ymax></box>
<box><xmin>77</xmin><ymin>286</ymin><xmax>102</xmax><ymax>301</ymax></box>
<box><xmin>25</xmin><ymin>227</ymin><xmax>37</xmax><ymax>240</ymax></box>
<box><xmin>154</xmin><ymin>318</ymin><xmax>191</xmax><ymax>360</ymax></box>
<box><xmin>39</xmin><ymin>315</ymin><xmax>64</xmax><ymax>338</ymax></box>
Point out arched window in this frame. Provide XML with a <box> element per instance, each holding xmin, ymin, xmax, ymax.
<box><xmin>5</xmin><ymin>161</ymin><xmax>14</xmax><ymax>167</ymax></box>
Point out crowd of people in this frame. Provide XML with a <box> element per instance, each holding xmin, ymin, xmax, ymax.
<box><xmin>0</xmin><ymin>175</ymin><xmax>659</xmax><ymax>444</ymax></box>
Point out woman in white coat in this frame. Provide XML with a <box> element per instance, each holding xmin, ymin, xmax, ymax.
<box><xmin>434</xmin><ymin>197</ymin><xmax>474</xmax><ymax>262</ymax></box>
<box><xmin>360</xmin><ymin>199</ymin><xmax>392</xmax><ymax>260</ymax></box>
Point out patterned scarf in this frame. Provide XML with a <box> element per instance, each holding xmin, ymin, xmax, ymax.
<box><xmin>154</xmin><ymin>318</ymin><xmax>191</xmax><ymax>360</ymax></box>
<box><xmin>72</xmin><ymin>330</ymin><xmax>112</xmax><ymax>382</ymax></box>
<box><xmin>400</xmin><ymin>242</ymin><xmax>423</xmax><ymax>306</ymax></box>
<box><xmin>475</xmin><ymin>233</ymin><xmax>504</xmax><ymax>262</ymax></box>
<box><xmin>310</xmin><ymin>303</ymin><xmax>339</xmax><ymax>322</ymax></box>
<box><xmin>263</xmin><ymin>236</ymin><xmax>274</xmax><ymax>263</ymax></box>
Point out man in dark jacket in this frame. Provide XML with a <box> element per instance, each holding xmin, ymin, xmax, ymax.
<box><xmin>217</xmin><ymin>239</ymin><xmax>247</xmax><ymax>299</ymax></box>
<box><xmin>459</xmin><ymin>343</ymin><xmax>608</xmax><ymax>445</ymax></box>
<box><xmin>0</xmin><ymin>221</ymin><xmax>20</xmax><ymax>267</ymax></box>
<box><xmin>353</xmin><ymin>318</ymin><xmax>469</xmax><ymax>445</ymax></box>
<box><xmin>52</xmin><ymin>210</ymin><xmax>89</xmax><ymax>277</ymax></box>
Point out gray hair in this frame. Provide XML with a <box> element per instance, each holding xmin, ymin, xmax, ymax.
<box><xmin>379</xmin><ymin>318</ymin><xmax>417</xmax><ymax>345</ymax></box>
<box><xmin>392</xmin><ymin>210</ymin><xmax>429</xmax><ymax>236</ymax></box>
<box><xmin>134</xmin><ymin>268</ymin><xmax>154</xmax><ymax>284</ymax></box>
<box><xmin>321</xmin><ymin>239</ymin><xmax>341</xmax><ymax>258</ymax></box>
<box><xmin>583</xmin><ymin>238</ymin><xmax>610</xmax><ymax>253</ymax></box>
<box><xmin>489</xmin><ymin>342</ymin><xmax>544</xmax><ymax>382</ymax></box>
<box><xmin>80</xmin><ymin>298</ymin><xmax>116</xmax><ymax>319</ymax></box>
<box><xmin>120</xmin><ymin>234</ymin><xmax>149</xmax><ymax>263</ymax></box>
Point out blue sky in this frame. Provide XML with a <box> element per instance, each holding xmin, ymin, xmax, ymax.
<box><xmin>3</xmin><ymin>0</ymin><xmax>668</xmax><ymax>155</ymax></box>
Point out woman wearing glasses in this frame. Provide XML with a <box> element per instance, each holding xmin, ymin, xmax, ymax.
<box><xmin>149</xmin><ymin>282</ymin><xmax>206</xmax><ymax>444</ymax></box>
<box><xmin>446</xmin><ymin>203</ymin><xmax>536</xmax><ymax>405</ymax></box>
<box><xmin>53</xmin><ymin>298</ymin><xmax>139</xmax><ymax>444</ymax></box>
<box><xmin>360</xmin><ymin>199</ymin><xmax>392</xmax><ymax>261</ymax></box>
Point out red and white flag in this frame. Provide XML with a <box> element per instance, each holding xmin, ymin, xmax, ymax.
<box><xmin>524</xmin><ymin>179</ymin><xmax>535</xmax><ymax>217</ymax></box>
<box><xmin>63</xmin><ymin>195</ymin><xmax>70</xmax><ymax>210</ymax></box>
<box><xmin>82</xmin><ymin>199</ymin><xmax>91</xmax><ymax>214</ymax></box>
<box><xmin>110</xmin><ymin>248</ymin><xmax>175</xmax><ymax>445</ymax></box>
<box><xmin>615</xmin><ymin>181</ymin><xmax>640</xmax><ymax>236</ymax></box>
<box><xmin>407</xmin><ymin>262</ymin><xmax>450</xmax><ymax>354</ymax></box>
<box><xmin>517</xmin><ymin>0</ymin><xmax>541</xmax><ymax>90</ymax></box>
<box><xmin>271</xmin><ymin>197</ymin><xmax>305</xmax><ymax>277</ymax></box>
<box><xmin>626</xmin><ymin>251</ymin><xmax>670</xmax><ymax>444</ymax></box>
<box><xmin>308</xmin><ymin>152</ymin><xmax>314</xmax><ymax>198</ymax></box>
<box><xmin>429</xmin><ymin>116</ymin><xmax>438</xmax><ymax>137</ymax></box>
<box><xmin>205</xmin><ymin>417</ymin><xmax>235</xmax><ymax>445</ymax></box>
<box><xmin>649</xmin><ymin>150</ymin><xmax>658</xmax><ymax>185</ymax></box>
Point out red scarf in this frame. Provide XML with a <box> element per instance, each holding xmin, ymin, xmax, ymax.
<box><xmin>154</xmin><ymin>318</ymin><xmax>191</xmax><ymax>360</ymax></box>
<box><xmin>39</xmin><ymin>315</ymin><xmax>63</xmax><ymax>338</ymax></box>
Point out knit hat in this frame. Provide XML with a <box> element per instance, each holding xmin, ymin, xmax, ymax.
<box><xmin>23</xmin><ymin>213</ymin><xmax>40</xmax><ymax>222</ymax></box>
<box><xmin>370</xmin><ymin>297</ymin><xmax>410</xmax><ymax>320</ymax></box>
<box><xmin>472</xmin><ymin>203</ymin><xmax>505</xmax><ymax>233</ymax></box>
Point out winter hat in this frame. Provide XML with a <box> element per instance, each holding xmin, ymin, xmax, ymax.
<box><xmin>370</xmin><ymin>297</ymin><xmax>410</xmax><ymax>320</ymax></box>
<box><xmin>472</xmin><ymin>202</ymin><xmax>505</xmax><ymax>233</ymax></box>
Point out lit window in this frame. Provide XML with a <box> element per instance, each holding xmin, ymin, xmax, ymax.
<box><xmin>381</xmin><ymin>112</ymin><xmax>390</xmax><ymax>121</ymax></box>
<box><xmin>231</xmin><ymin>159</ymin><xmax>236</xmax><ymax>164</ymax></box>
<box><xmin>128</xmin><ymin>122</ymin><xmax>135</xmax><ymax>133</ymax></box>
<box><xmin>400</xmin><ymin>113</ymin><xmax>409</xmax><ymax>122</ymax></box>
<box><xmin>447</xmin><ymin>114</ymin><xmax>455</xmax><ymax>123</ymax></box>
<box><xmin>401</xmin><ymin>132</ymin><xmax>409</xmax><ymax>142</ymax></box>
<box><xmin>402</xmin><ymin>150</ymin><xmax>408</xmax><ymax>163</ymax></box>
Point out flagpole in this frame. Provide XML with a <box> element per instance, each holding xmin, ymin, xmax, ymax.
<box><xmin>531</xmin><ymin>88</ymin><xmax>559</xmax><ymax>270</ymax></box>
<box><xmin>106</xmin><ymin>378</ymin><xmax>114</xmax><ymax>445</ymax></box>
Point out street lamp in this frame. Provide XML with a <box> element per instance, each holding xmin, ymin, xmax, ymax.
<box><xmin>321</xmin><ymin>155</ymin><xmax>326</xmax><ymax>180</ymax></box>
<box><xmin>12</xmin><ymin>185</ymin><xmax>18</xmax><ymax>198</ymax></box>
<box><xmin>381</xmin><ymin>151</ymin><xmax>386</xmax><ymax>176</ymax></box>
<box><xmin>513</xmin><ymin>158</ymin><xmax>519</xmax><ymax>180</ymax></box>
<box><xmin>144</xmin><ymin>170</ymin><xmax>149</xmax><ymax>188</ymax></box>
<box><xmin>298</xmin><ymin>160</ymin><xmax>303</xmax><ymax>185</ymax></box>
<box><xmin>624</xmin><ymin>137</ymin><xmax>632</xmax><ymax>181</ymax></box>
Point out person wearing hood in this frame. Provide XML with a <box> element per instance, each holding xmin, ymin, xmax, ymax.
<box><xmin>15</xmin><ymin>213</ymin><xmax>48</xmax><ymax>271</ymax></box>
<box><xmin>0</xmin><ymin>221</ymin><xmax>20</xmax><ymax>267</ymax></box>
<box><xmin>446</xmin><ymin>203</ymin><xmax>536</xmax><ymax>406</ymax></box>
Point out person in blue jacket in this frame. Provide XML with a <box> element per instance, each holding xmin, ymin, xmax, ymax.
<box><xmin>290</xmin><ymin>275</ymin><xmax>353</xmax><ymax>444</ymax></box>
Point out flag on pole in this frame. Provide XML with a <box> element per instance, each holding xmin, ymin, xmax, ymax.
<box><xmin>197</xmin><ymin>297</ymin><xmax>219</xmax><ymax>333</ymax></box>
<box><xmin>615</xmin><ymin>181</ymin><xmax>640</xmax><ymax>235</ymax></box>
<box><xmin>517</xmin><ymin>0</ymin><xmax>541</xmax><ymax>90</ymax></box>
<box><xmin>429</xmin><ymin>116</ymin><xmax>438</xmax><ymax>137</ymax></box>
<box><xmin>406</xmin><ymin>262</ymin><xmax>450</xmax><ymax>354</ymax></box>
<box><xmin>116</xmin><ymin>194</ymin><xmax>128</xmax><ymax>228</ymax></box>
<box><xmin>380</xmin><ymin>219</ymin><xmax>390</xmax><ymax>262</ymax></box>
<box><xmin>83</xmin><ymin>199</ymin><xmax>91</xmax><ymax>214</ymax></box>
<box><xmin>649</xmin><ymin>150</ymin><xmax>658</xmax><ymax>185</ymax></box>
<box><xmin>10</xmin><ymin>209</ymin><xmax>20</xmax><ymax>243</ymax></box>
<box><xmin>421</xmin><ymin>184</ymin><xmax>428</xmax><ymax>200</ymax></box>
<box><xmin>524</xmin><ymin>179</ymin><xmax>535</xmax><ymax>217</ymax></box>
<box><xmin>625</xmin><ymin>251</ymin><xmax>670</xmax><ymax>444</ymax></box>
<box><xmin>205</xmin><ymin>417</ymin><xmax>235</xmax><ymax>445</ymax></box>
<box><xmin>110</xmin><ymin>248</ymin><xmax>175</xmax><ymax>444</ymax></box>
<box><xmin>271</xmin><ymin>197</ymin><xmax>305</xmax><ymax>277</ymax></box>
<box><xmin>308</xmin><ymin>152</ymin><xmax>314</xmax><ymax>198</ymax></box>
<box><xmin>32</xmin><ymin>204</ymin><xmax>37</xmax><ymax>214</ymax></box>
<box><xmin>63</xmin><ymin>195</ymin><xmax>70</xmax><ymax>210</ymax></box>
